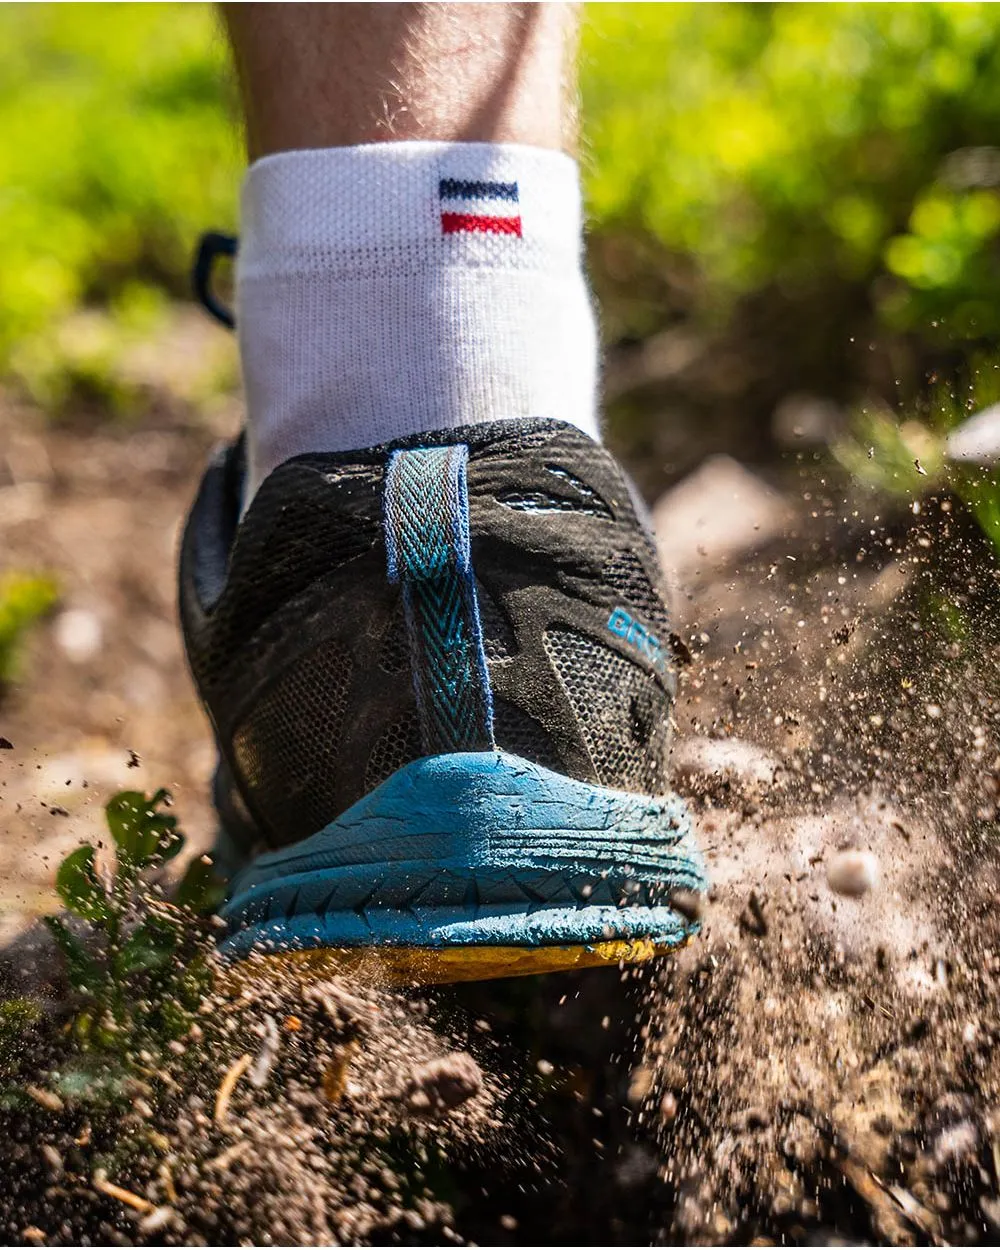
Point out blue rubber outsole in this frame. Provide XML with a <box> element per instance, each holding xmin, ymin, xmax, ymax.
<box><xmin>220</xmin><ymin>750</ymin><xmax>707</xmax><ymax>960</ymax></box>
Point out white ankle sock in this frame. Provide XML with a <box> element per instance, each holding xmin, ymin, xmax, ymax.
<box><xmin>236</xmin><ymin>141</ymin><xmax>600</xmax><ymax>501</ymax></box>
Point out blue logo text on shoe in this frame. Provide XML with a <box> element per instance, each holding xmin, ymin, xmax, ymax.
<box><xmin>607</xmin><ymin>606</ymin><xmax>667</xmax><ymax>675</ymax></box>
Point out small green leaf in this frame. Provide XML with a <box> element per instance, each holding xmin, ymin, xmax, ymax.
<box><xmin>105</xmin><ymin>789</ymin><xmax>181</xmax><ymax>868</ymax></box>
<box><xmin>175</xmin><ymin>855</ymin><xmax>226</xmax><ymax>913</ymax></box>
<box><xmin>114</xmin><ymin>918</ymin><xmax>178</xmax><ymax>977</ymax></box>
<box><xmin>43</xmin><ymin>915</ymin><xmax>101</xmax><ymax>993</ymax></box>
<box><xmin>55</xmin><ymin>845</ymin><xmax>109</xmax><ymax>923</ymax></box>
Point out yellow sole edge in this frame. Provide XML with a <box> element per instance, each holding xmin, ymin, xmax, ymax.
<box><xmin>222</xmin><ymin>936</ymin><xmax>688</xmax><ymax>990</ymax></box>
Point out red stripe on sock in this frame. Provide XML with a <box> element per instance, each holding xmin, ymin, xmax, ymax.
<box><xmin>441</xmin><ymin>213</ymin><xmax>523</xmax><ymax>237</ymax></box>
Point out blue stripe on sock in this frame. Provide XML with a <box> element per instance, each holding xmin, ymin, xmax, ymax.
<box><xmin>439</xmin><ymin>178</ymin><xmax>519</xmax><ymax>203</ymax></box>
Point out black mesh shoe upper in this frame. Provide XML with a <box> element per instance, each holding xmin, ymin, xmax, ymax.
<box><xmin>180</xmin><ymin>419</ymin><xmax>679</xmax><ymax>854</ymax></box>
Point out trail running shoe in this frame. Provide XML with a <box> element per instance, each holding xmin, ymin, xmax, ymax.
<box><xmin>179</xmin><ymin>419</ymin><xmax>706</xmax><ymax>983</ymax></box>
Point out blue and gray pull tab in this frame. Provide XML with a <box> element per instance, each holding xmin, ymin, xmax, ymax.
<box><xmin>383</xmin><ymin>444</ymin><xmax>495</xmax><ymax>755</ymax></box>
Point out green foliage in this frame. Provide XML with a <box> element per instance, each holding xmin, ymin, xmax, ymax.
<box><xmin>43</xmin><ymin>788</ymin><xmax>224</xmax><ymax>1056</ymax></box>
<box><xmin>581</xmin><ymin>4</ymin><xmax>1000</xmax><ymax>346</ymax></box>
<box><xmin>0</xmin><ymin>3</ymin><xmax>239</xmax><ymax>407</ymax></box>
<box><xmin>0</xmin><ymin>571</ymin><xmax>58</xmax><ymax>685</ymax></box>
<box><xmin>835</xmin><ymin>356</ymin><xmax>1000</xmax><ymax>564</ymax></box>
<box><xmin>5</xmin><ymin>4</ymin><xmax>1000</xmax><ymax>415</ymax></box>
<box><xmin>834</xmin><ymin>408</ymin><xmax>945</xmax><ymax>497</ymax></box>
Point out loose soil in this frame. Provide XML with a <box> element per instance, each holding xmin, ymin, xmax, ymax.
<box><xmin>2</xmin><ymin>385</ymin><xmax>1000</xmax><ymax>1245</ymax></box>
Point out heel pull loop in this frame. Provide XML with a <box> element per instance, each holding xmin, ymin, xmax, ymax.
<box><xmin>384</xmin><ymin>444</ymin><xmax>495</xmax><ymax>754</ymax></box>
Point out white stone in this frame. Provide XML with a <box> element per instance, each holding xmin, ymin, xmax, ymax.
<box><xmin>826</xmin><ymin>849</ymin><xmax>879</xmax><ymax>897</ymax></box>
<box><xmin>54</xmin><ymin>608</ymin><xmax>103</xmax><ymax>663</ymax></box>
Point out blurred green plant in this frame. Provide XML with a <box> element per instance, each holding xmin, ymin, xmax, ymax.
<box><xmin>0</xmin><ymin>571</ymin><xmax>58</xmax><ymax>685</ymax></box>
<box><xmin>834</xmin><ymin>355</ymin><xmax>1000</xmax><ymax>564</ymax></box>
<box><xmin>0</xmin><ymin>3</ymin><xmax>239</xmax><ymax>410</ymax></box>
<box><xmin>43</xmin><ymin>788</ymin><xmax>225</xmax><ymax>1055</ymax></box>
<box><xmin>582</xmin><ymin>4</ymin><xmax>1000</xmax><ymax>348</ymax></box>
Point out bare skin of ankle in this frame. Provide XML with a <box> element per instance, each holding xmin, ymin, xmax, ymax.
<box><xmin>222</xmin><ymin>2</ymin><xmax>580</xmax><ymax>160</ymax></box>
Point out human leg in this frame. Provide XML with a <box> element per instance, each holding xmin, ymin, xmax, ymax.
<box><xmin>182</xmin><ymin>2</ymin><xmax>705</xmax><ymax>982</ymax></box>
<box><xmin>222</xmin><ymin>2</ymin><xmax>597</xmax><ymax>501</ymax></box>
<box><xmin>223</xmin><ymin>1</ymin><xmax>577</xmax><ymax>157</ymax></box>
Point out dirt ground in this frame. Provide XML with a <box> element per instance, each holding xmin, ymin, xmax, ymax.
<box><xmin>3</xmin><ymin>367</ymin><xmax>1000</xmax><ymax>1245</ymax></box>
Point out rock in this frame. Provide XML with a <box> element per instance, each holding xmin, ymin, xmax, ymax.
<box><xmin>404</xmin><ymin>1053</ymin><xmax>483</xmax><ymax>1115</ymax></box>
<box><xmin>53</xmin><ymin>608</ymin><xmax>103</xmax><ymax>663</ymax></box>
<box><xmin>627</xmin><ymin>1065</ymin><xmax>654</xmax><ymax>1104</ymax></box>
<box><xmin>826</xmin><ymin>849</ymin><xmax>879</xmax><ymax>897</ymax></box>
<box><xmin>933</xmin><ymin>1118</ymin><xmax>978</xmax><ymax>1168</ymax></box>
<box><xmin>653</xmin><ymin>455</ymin><xmax>791</xmax><ymax>580</ymax></box>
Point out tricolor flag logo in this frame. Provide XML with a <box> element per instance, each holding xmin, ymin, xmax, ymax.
<box><xmin>439</xmin><ymin>178</ymin><xmax>522</xmax><ymax>237</ymax></box>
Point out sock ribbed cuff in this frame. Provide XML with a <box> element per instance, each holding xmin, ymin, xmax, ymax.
<box><xmin>236</xmin><ymin>141</ymin><xmax>600</xmax><ymax>502</ymax></box>
<box><xmin>239</xmin><ymin>141</ymin><xmax>584</xmax><ymax>276</ymax></box>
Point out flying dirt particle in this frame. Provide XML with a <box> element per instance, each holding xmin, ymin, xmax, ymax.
<box><xmin>303</xmin><ymin>982</ymin><xmax>373</xmax><ymax>1040</ymax></box>
<box><xmin>283</xmin><ymin>1015</ymin><xmax>302</xmax><ymax>1031</ymax></box>
<box><xmin>826</xmin><ymin>849</ymin><xmax>879</xmax><ymax>897</ymax></box>
<box><xmin>536</xmin><ymin>1058</ymin><xmax>554</xmax><ymax>1077</ymax></box>
<box><xmin>668</xmin><ymin>888</ymin><xmax>705</xmax><ymax>923</ymax></box>
<box><xmin>833</xmin><ymin>619</ymin><xmax>857</xmax><ymax>645</ymax></box>
<box><xmin>404</xmin><ymin>1053</ymin><xmax>483</xmax><ymax>1116</ymax></box>
<box><xmin>322</xmin><ymin>1040</ymin><xmax>358</xmax><ymax>1104</ymax></box>
<box><xmin>934</xmin><ymin>1119</ymin><xmax>979</xmax><ymax>1168</ymax></box>
<box><xmin>660</xmin><ymin>1092</ymin><xmax>678</xmax><ymax>1125</ymax></box>
<box><xmin>0</xmin><ymin>737</ymin><xmax>13</xmax><ymax>749</ymax></box>
<box><xmin>500</xmin><ymin>1214</ymin><xmax>518</xmax><ymax>1231</ymax></box>
<box><xmin>627</xmin><ymin>1065</ymin><xmax>654</xmax><ymax>1104</ymax></box>
<box><xmin>20</xmin><ymin>1229</ymin><xmax>45</xmax><ymax>1245</ymax></box>
<box><xmin>739</xmin><ymin>890</ymin><xmax>769</xmax><ymax>937</ymax></box>
<box><xmin>126</xmin><ymin>749</ymin><xmax>141</xmax><ymax>768</ymax></box>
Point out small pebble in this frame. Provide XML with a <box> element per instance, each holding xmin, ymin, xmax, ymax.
<box><xmin>826</xmin><ymin>849</ymin><xmax>879</xmax><ymax>897</ymax></box>
<box><xmin>54</xmin><ymin>608</ymin><xmax>103</xmax><ymax>664</ymax></box>
<box><xmin>404</xmin><ymin>1052</ymin><xmax>482</xmax><ymax>1115</ymax></box>
<box><xmin>934</xmin><ymin>1118</ymin><xmax>978</xmax><ymax>1168</ymax></box>
<box><xmin>627</xmin><ymin>1065</ymin><xmax>654</xmax><ymax>1104</ymax></box>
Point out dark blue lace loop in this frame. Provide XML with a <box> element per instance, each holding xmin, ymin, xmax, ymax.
<box><xmin>193</xmin><ymin>231</ymin><xmax>238</xmax><ymax>329</ymax></box>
